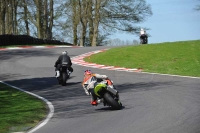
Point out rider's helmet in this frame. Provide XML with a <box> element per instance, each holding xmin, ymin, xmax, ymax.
<box><xmin>62</xmin><ymin>51</ymin><xmax>68</xmax><ymax>55</ymax></box>
<box><xmin>140</xmin><ymin>28</ymin><xmax>145</xmax><ymax>36</ymax></box>
<box><xmin>84</xmin><ymin>70</ymin><xmax>92</xmax><ymax>75</ymax></box>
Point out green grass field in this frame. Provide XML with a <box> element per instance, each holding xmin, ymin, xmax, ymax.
<box><xmin>0</xmin><ymin>83</ymin><xmax>47</xmax><ymax>133</ymax></box>
<box><xmin>85</xmin><ymin>40</ymin><xmax>200</xmax><ymax>77</ymax></box>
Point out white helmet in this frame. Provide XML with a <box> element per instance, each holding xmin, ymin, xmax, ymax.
<box><xmin>141</xmin><ymin>28</ymin><xmax>144</xmax><ymax>31</ymax></box>
<box><xmin>62</xmin><ymin>51</ymin><xmax>68</xmax><ymax>55</ymax></box>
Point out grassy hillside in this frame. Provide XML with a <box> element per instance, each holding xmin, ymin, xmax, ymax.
<box><xmin>0</xmin><ymin>83</ymin><xmax>47</xmax><ymax>133</ymax></box>
<box><xmin>85</xmin><ymin>40</ymin><xmax>200</xmax><ymax>77</ymax></box>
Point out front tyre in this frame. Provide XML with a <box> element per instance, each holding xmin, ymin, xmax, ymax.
<box><xmin>104</xmin><ymin>92</ymin><xmax>121</xmax><ymax>110</ymax></box>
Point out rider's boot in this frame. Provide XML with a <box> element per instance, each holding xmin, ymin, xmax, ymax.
<box><xmin>55</xmin><ymin>70</ymin><xmax>60</xmax><ymax>78</ymax></box>
<box><xmin>91</xmin><ymin>100</ymin><xmax>98</xmax><ymax>106</ymax></box>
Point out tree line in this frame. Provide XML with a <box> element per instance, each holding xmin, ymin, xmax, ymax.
<box><xmin>0</xmin><ymin>0</ymin><xmax>152</xmax><ymax>46</ymax></box>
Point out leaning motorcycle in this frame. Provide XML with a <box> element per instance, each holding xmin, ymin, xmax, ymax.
<box><xmin>94</xmin><ymin>79</ymin><xmax>122</xmax><ymax>110</ymax></box>
<box><xmin>57</xmin><ymin>62</ymin><xmax>70</xmax><ymax>86</ymax></box>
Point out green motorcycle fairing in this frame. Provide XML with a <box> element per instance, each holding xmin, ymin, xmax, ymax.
<box><xmin>94</xmin><ymin>83</ymin><xmax>107</xmax><ymax>97</ymax></box>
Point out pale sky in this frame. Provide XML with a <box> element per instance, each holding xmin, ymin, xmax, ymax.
<box><xmin>111</xmin><ymin>0</ymin><xmax>200</xmax><ymax>44</ymax></box>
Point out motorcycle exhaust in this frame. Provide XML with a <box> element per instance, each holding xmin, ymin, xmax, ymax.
<box><xmin>107</xmin><ymin>85</ymin><xmax>118</xmax><ymax>96</ymax></box>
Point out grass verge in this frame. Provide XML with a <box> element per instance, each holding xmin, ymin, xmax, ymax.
<box><xmin>84</xmin><ymin>40</ymin><xmax>200</xmax><ymax>77</ymax></box>
<box><xmin>0</xmin><ymin>82</ymin><xmax>47</xmax><ymax>133</ymax></box>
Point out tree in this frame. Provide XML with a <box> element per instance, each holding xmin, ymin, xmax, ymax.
<box><xmin>0</xmin><ymin>0</ymin><xmax>152</xmax><ymax>46</ymax></box>
<box><xmin>19</xmin><ymin>0</ymin><xmax>54</xmax><ymax>39</ymax></box>
<box><xmin>0</xmin><ymin>0</ymin><xmax>6</xmax><ymax>34</ymax></box>
<box><xmin>81</xmin><ymin>0</ymin><xmax>152</xmax><ymax>46</ymax></box>
<box><xmin>72</xmin><ymin>0</ymin><xmax>79</xmax><ymax>46</ymax></box>
<box><xmin>21</xmin><ymin>0</ymin><xmax>30</xmax><ymax>35</ymax></box>
<box><xmin>0</xmin><ymin>0</ymin><xmax>18</xmax><ymax>34</ymax></box>
<box><xmin>100</xmin><ymin>0</ymin><xmax>152</xmax><ymax>35</ymax></box>
<box><xmin>78</xmin><ymin>0</ymin><xmax>89</xmax><ymax>46</ymax></box>
<box><xmin>7</xmin><ymin>0</ymin><xmax>18</xmax><ymax>34</ymax></box>
<box><xmin>91</xmin><ymin>0</ymin><xmax>101</xmax><ymax>46</ymax></box>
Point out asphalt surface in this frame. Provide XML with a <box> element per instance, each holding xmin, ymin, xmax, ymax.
<box><xmin>0</xmin><ymin>46</ymin><xmax>200</xmax><ymax>133</ymax></box>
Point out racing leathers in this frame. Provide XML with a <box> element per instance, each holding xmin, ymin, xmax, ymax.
<box><xmin>54</xmin><ymin>54</ymin><xmax>73</xmax><ymax>78</ymax></box>
<box><xmin>82</xmin><ymin>73</ymin><xmax>108</xmax><ymax>105</ymax></box>
<box><xmin>140</xmin><ymin>29</ymin><xmax>148</xmax><ymax>44</ymax></box>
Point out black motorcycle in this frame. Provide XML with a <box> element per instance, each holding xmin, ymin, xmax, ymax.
<box><xmin>140</xmin><ymin>35</ymin><xmax>148</xmax><ymax>44</ymax></box>
<box><xmin>57</xmin><ymin>62</ymin><xmax>70</xmax><ymax>86</ymax></box>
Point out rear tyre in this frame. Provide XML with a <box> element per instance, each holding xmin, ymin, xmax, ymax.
<box><xmin>104</xmin><ymin>92</ymin><xmax>121</xmax><ymax>110</ymax></box>
<box><xmin>140</xmin><ymin>39</ymin><xmax>144</xmax><ymax>44</ymax></box>
<box><xmin>62</xmin><ymin>72</ymin><xmax>67</xmax><ymax>86</ymax></box>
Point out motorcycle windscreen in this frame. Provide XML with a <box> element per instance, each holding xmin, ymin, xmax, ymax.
<box><xmin>94</xmin><ymin>83</ymin><xmax>107</xmax><ymax>97</ymax></box>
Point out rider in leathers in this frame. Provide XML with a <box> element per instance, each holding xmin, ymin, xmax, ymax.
<box><xmin>54</xmin><ymin>51</ymin><xmax>73</xmax><ymax>78</ymax></box>
<box><xmin>140</xmin><ymin>28</ymin><xmax>148</xmax><ymax>44</ymax></box>
<box><xmin>82</xmin><ymin>70</ymin><xmax>108</xmax><ymax>105</ymax></box>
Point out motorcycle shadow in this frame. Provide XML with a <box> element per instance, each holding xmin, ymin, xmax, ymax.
<box><xmin>95</xmin><ymin>105</ymin><xmax>125</xmax><ymax>111</ymax></box>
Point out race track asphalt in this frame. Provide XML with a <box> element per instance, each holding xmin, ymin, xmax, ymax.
<box><xmin>0</xmin><ymin>46</ymin><xmax>200</xmax><ymax>133</ymax></box>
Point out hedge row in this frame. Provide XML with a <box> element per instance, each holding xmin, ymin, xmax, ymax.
<box><xmin>0</xmin><ymin>34</ymin><xmax>73</xmax><ymax>46</ymax></box>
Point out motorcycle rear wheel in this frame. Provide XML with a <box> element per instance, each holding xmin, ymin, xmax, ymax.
<box><xmin>104</xmin><ymin>92</ymin><xmax>121</xmax><ymax>110</ymax></box>
<box><xmin>62</xmin><ymin>72</ymin><xmax>67</xmax><ymax>86</ymax></box>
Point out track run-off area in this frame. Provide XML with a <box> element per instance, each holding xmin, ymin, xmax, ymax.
<box><xmin>0</xmin><ymin>46</ymin><xmax>200</xmax><ymax>133</ymax></box>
